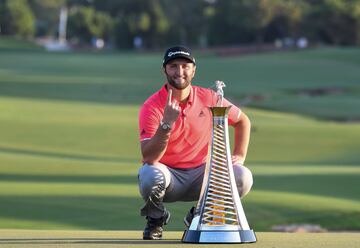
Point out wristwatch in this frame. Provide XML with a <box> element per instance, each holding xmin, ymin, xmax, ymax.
<box><xmin>160</xmin><ymin>120</ymin><xmax>172</xmax><ymax>131</ymax></box>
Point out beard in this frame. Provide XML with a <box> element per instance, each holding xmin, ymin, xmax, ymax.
<box><xmin>165</xmin><ymin>73</ymin><xmax>191</xmax><ymax>90</ymax></box>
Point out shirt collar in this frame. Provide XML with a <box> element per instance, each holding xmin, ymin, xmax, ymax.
<box><xmin>159</xmin><ymin>84</ymin><xmax>168</xmax><ymax>104</ymax></box>
<box><xmin>160</xmin><ymin>84</ymin><xmax>194</xmax><ymax>105</ymax></box>
<box><xmin>188</xmin><ymin>85</ymin><xmax>194</xmax><ymax>105</ymax></box>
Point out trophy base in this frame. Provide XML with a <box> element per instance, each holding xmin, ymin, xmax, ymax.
<box><xmin>181</xmin><ymin>229</ymin><xmax>257</xmax><ymax>243</ymax></box>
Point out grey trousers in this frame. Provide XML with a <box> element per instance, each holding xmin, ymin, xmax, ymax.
<box><xmin>138</xmin><ymin>162</ymin><xmax>253</xmax><ymax>218</ymax></box>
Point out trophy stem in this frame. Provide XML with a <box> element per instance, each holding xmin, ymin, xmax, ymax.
<box><xmin>182</xmin><ymin>106</ymin><xmax>256</xmax><ymax>243</ymax></box>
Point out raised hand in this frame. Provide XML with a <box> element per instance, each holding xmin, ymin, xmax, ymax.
<box><xmin>162</xmin><ymin>89</ymin><xmax>180</xmax><ymax>126</ymax></box>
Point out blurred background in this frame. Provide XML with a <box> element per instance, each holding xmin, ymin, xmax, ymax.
<box><xmin>1</xmin><ymin>0</ymin><xmax>360</xmax><ymax>50</ymax></box>
<box><xmin>0</xmin><ymin>0</ymin><xmax>359</xmax><ymax>233</ymax></box>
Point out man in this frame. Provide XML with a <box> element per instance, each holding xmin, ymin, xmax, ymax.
<box><xmin>138</xmin><ymin>45</ymin><xmax>253</xmax><ymax>240</ymax></box>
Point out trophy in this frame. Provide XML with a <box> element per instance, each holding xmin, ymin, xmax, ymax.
<box><xmin>182</xmin><ymin>81</ymin><xmax>256</xmax><ymax>243</ymax></box>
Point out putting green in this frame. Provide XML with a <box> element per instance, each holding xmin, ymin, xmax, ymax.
<box><xmin>0</xmin><ymin>230</ymin><xmax>359</xmax><ymax>248</ymax></box>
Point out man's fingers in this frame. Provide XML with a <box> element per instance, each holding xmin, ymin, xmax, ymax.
<box><xmin>166</xmin><ymin>88</ymin><xmax>180</xmax><ymax>113</ymax></box>
<box><xmin>167</xmin><ymin>89</ymin><xmax>172</xmax><ymax>105</ymax></box>
<box><xmin>172</xmin><ymin>101</ymin><xmax>180</xmax><ymax>111</ymax></box>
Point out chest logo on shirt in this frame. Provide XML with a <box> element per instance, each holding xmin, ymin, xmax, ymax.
<box><xmin>199</xmin><ymin>110</ymin><xmax>205</xmax><ymax>117</ymax></box>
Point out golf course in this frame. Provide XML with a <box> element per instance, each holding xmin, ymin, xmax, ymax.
<box><xmin>0</xmin><ymin>37</ymin><xmax>359</xmax><ymax>246</ymax></box>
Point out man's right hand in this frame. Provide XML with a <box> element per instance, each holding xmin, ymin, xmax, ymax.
<box><xmin>162</xmin><ymin>89</ymin><xmax>180</xmax><ymax>126</ymax></box>
<box><xmin>141</xmin><ymin>89</ymin><xmax>180</xmax><ymax>164</ymax></box>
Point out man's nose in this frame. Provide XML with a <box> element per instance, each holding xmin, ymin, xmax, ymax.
<box><xmin>175</xmin><ymin>66</ymin><xmax>184</xmax><ymax>75</ymax></box>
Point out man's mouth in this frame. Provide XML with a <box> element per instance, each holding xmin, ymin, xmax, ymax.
<box><xmin>175</xmin><ymin>77</ymin><xmax>185</xmax><ymax>81</ymax></box>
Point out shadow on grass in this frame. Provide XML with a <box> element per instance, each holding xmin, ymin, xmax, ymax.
<box><xmin>0</xmin><ymin>174</ymin><xmax>138</xmax><ymax>184</ymax></box>
<box><xmin>0</xmin><ymin>195</ymin><xmax>359</xmax><ymax>231</ymax></box>
<box><xmin>0</xmin><ymin>238</ymin><xmax>179</xmax><ymax>245</ymax></box>
<box><xmin>0</xmin><ymin>196</ymin><xmax>144</xmax><ymax>230</ymax></box>
<box><xmin>0</xmin><ymin>146</ymin><xmax>137</xmax><ymax>164</ymax></box>
<box><xmin>253</xmin><ymin>174</ymin><xmax>360</xmax><ymax>201</ymax></box>
<box><xmin>1</xmin><ymin>172</ymin><xmax>359</xmax><ymax>201</ymax></box>
<box><xmin>0</xmin><ymin>195</ymin><xmax>191</xmax><ymax>231</ymax></box>
<box><xmin>0</xmin><ymin>81</ymin><xmax>154</xmax><ymax>105</ymax></box>
<box><xmin>244</xmin><ymin>199</ymin><xmax>360</xmax><ymax>231</ymax></box>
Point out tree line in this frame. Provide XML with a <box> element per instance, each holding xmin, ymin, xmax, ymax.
<box><xmin>1</xmin><ymin>0</ymin><xmax>359</xmax><ymax>49</ymax></box>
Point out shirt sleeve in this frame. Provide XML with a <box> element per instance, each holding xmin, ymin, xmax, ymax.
<box><xmin>222</xmin><ymin>97</ymin><xmax>242</xmax><ymax>126</ymax></box>
<box><xmin>138</xmin><ymin>103</ymin><xmax>161</xmax><ymax>141</ymax></box>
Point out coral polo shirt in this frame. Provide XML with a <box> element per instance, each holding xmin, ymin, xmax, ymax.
<box><xmin>139</xmin><ymin>84</ymin><xmax>242</xmax><ymax>169</ymax></box>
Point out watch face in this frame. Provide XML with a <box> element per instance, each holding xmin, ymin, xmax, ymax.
<box><xmin>161</xmin><ymin>123</ymin><xmax>170</xmax><ymax>130</ymax></box>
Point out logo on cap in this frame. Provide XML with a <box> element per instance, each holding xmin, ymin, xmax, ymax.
<box><xmin>168</xmin><ymin>51</ymin><xmax>190</xmax><ymax>57</ymax></box>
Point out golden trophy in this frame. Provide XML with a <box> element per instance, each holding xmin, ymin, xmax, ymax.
<box><xmin>182</xmin><ymin>81</ymin><xmax>256</xmax><ymax>243</ymax></box>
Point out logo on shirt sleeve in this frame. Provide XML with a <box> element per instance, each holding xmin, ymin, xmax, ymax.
<box><xmin>199</xmin><ymin>110</ymin><xmax>205</xmax><ymax>117</ymax></box>
<box><xmin>141</xmin><ymin>129</ymin><xmax>146</xmax><ymax>135</ymax></box>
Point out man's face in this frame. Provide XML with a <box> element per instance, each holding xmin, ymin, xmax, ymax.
<box><xmin>164</xmin><ymin>58</ymin><xmax>196</xmax><ymax>90</ymax></box>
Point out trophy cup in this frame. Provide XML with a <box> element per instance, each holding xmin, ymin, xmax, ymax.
<box><xmin>182</xmin><ymin>81</ymin><xmax>256</xmax><ymax>243</ymax></box>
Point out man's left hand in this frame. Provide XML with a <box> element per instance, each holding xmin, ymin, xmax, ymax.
<box><xmin>231</xmin><ymin>155</ymin><xmax>245</xmax><ymax>165</ymax></box>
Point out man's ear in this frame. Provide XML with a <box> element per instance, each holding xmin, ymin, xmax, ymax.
<box><xmin>192</xmin><ymin>65</ymin><xmax>196</xmax><ymax>77</ymax></box>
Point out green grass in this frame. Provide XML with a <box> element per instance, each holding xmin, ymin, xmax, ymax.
<box><xmin>0</xmin><ymin>230</ymin><xmax>359</xmax><ymax>248</ymax></box>
<box><xmin>0</xmin><ymin>36</ymin><xmax>43</xmax><ymax>51</ymax></box>
<box><xmin>0</xmin><ymin>38</ymin><xmax>359</xmax><ymax>231</ymax></box>
<box><xmin>0</xmin><ymin>97</ymin><xmax>358</xmax><ymax>231</ymax></box>
<box><xmin>0</xmin><ymin>40</ymin><xmax>359</xmax><ymax>120</ymax></box>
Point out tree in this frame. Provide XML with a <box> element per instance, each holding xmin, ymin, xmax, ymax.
<box><xmin>207</xmin><ymin>0</ymin><xmax>271</xmax><ymax>45</ymax></box>
<box><xmin>27</xmin><ymin>0</ymin><xmax>66</xmax><ymax>37</ymax></box>
<box><xmin>101</xmin><ymin>0</ymin><xmax>170</xmax><ymax>49</ymax></box>
<box><xmin>67</xmin><ymin>6</ymin><xmax>114</xmax><ymax>44</ymax></box>
<box><xmin>2</xmin><ymin>0</ymin><xmax>359</xmax><ymax>47</ymax></box>
<box><xmin>239</xmin><ymin>0</ymin><xmax>307</xmax><ymax>44</ymax></box>
<box><xmin>0</xmin><ymin>0</ymin><xmax>35</xmax><ymax>38</ymax></box>
<box><xmin>263</xmin><ymin>0</ymin><xmax>308</xmax><ymax>42</ymax></box>
<box><xmin>302</xmin><ymin>0</ymin><xmax>358</xmax><ymax>45</ymax></box>
<box><xmin>161</xmin><ymin>0</ymin><xmax>208</xmax><ymax>46</ymax></box>
<box><xmin>348</xmin><ymin>0</ymin><xmax>360</xmax><ymax>45</ymax></box>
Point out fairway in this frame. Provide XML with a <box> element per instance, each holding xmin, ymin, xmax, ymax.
<box><xmin>0</xmin><ymin>230</ymin><xmax>359</xmax><ymax>248</ymax></box>
<box><xmin>0</xmin><ymin>42</ymin><xmax>359</xmax><ymax>232</ymax></box>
